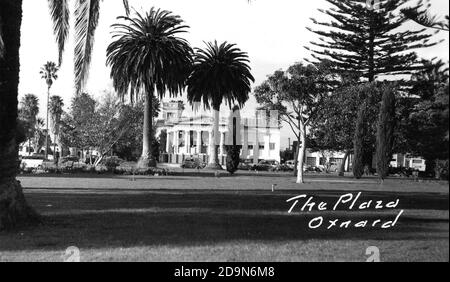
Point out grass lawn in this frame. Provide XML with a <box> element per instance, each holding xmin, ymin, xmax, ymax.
<box><xmin>0</xmin><ymin>172</ymin><xmax>448</xmax><ymax>262</ymax></box>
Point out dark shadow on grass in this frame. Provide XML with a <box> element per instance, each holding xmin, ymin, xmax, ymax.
<box><xmin>0</xmin><ymin>189</ymin><xmax>448</xmax><ymax>252</ymax></box>
<box><xmin>23</xmin><ymin>189</ymin><xmax>450</xmax><ymax>211</ymax></box>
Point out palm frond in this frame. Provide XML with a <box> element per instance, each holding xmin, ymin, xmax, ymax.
<box><xmin>187</xmin><ymin>41</ymin><xmax>254</xmax><ymax>111</ymax></box>
<box><xmin>123</xmin><ymin>0</ymin><xmax>130</xmax><ymax>16</ymax></box>
<box><xmin>74</xmin><ymin>0</ymin><xmax>101</xmax><ymax>94</ymax></box>
<box><xmin>106</xmin><ymin>7</ymin><xmax>193</xmax><ymax>101</ymax></box>
<box><xmin>40</xmin><ymin>61</ymin><xmax>59</xmax><ymax>88</ymax></box>
<box><xmin>48</xmin><ymin>0</ymin><xmax>70</xmax><ymax>66</ymax></box>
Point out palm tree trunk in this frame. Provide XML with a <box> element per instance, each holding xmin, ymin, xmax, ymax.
<box><xmin>206</xmin><ymin>108</ymin><xmax>222</xmax><ymax>170</ymax></box>
<box><xmin>139</xmin><ymin>91</ymin><xmax>156</xmax><ymax>168</ymax></box>
<box><xmin>44</xmin><ymin>86</ymin><xmax>49</xmax><ymax>160</ymax></box>
<box><xmin>0</xmin><ymin>0</ymin><xmax>39</xmax><ymax>230</ymax></box>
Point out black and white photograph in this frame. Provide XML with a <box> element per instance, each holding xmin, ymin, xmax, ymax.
<box><xmin>0</xmin><ymin>0</ymin><xmax>449</xmax><ymax>266</ymax></box>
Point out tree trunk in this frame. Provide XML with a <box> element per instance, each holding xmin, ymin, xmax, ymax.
<box><xmin>139</xmin><ymin>91</ymin><xmax>156</xmax><ymax>168</ymax></box>
<box><xmin>0</xmin><ymin>0</ymin><xmax>39</xmax><ymax>230</ymax></box>
<box><xmin>45</xmin><ymin>86</ymin><xmax>50</xmax><ymax>160</ymax></box>
<box><xmin>338</xmin><ymin>150</ymin><xmax>351</xmax><ymax>177</ymax></box>
<box><xmin>206</xmin><ymin>108</ymin><xmax>222</xmax><ymax>170</ymax></box>
<box><xmin>293</xmin><ymin>139</ymin><xmax>300</xmax><ymax>176</ymax></box>
<box><xmin>296</xmin><ymin>124</ymin><xmax>307</xmax><ymax>184</ymax></box>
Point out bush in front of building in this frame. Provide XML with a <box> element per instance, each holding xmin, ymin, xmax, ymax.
<box><xmin>225</xmin><ymin>146</ymin><xmax>241</xmax><ymax>175</ymax></box>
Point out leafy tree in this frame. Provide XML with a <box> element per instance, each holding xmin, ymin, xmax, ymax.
<box><xmin>306</xmin><ymin>0</ymin><xmax>439</xmax><ymax>82</ymax></box>
<box><xmin>353</xmin><ymin>103</ymin><xmax>367</xmax><ymax>179</ymax></box>
<box><xmin>309</xmin><ymin>77</ymin><xmax>362</xmax><ymax>176</ymax></box>
<box><xmin>376</xmin><ymin>85</ymin><xmax>397</xmax><ymax>181</ymax></box>
<box><xmin>255</xmin><ymin>61</ymin><xmax>336</xmax><ymax>183</ymax></box>
<box><xmin>114</xmin><ymin>102</ymin><xmax>161</xmax><ymax>162</ymax></box>
<box><xmin>187</xmin><ymin>41</ymin><xmax>254</xmax><ymax>170</ymax></box>
<box><xmin>408</xmin><ymin>83</ymin><xmax>449</xmax><ymax>176</ymax></box>
<box><xmin>107</xmin><ymin>8</ymin><xmax>193</xmax><ymax>168</ymax></box>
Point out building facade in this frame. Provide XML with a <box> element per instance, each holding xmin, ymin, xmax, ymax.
<box><xmin>157</xmin><ymin>102</ymin><xmax>281</xmax><ymax>165</ymax></box>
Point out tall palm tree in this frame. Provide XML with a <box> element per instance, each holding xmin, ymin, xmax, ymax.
<box><xmin>40</xmin><ymin>61</ymin><xmax>58</xmax><ymax>160</ymax></box>
<box><xmin>49</xmin><ymin>95</ymin><xmax>64</xmax><ymax>157</ymax></box>
<box><xmin>187</xmin><ymin>41</ymin><xmax>254</xmax><ymax>169</ymax></box>
<box><xmin>0</xmin><ymin>0</ymin><xmax>130</xmax><ymax>229</ymax></box>
<box><xmin>106</xmin><ymin>8</ymin><xmax>193</xmax><ymax>168</ymax></box>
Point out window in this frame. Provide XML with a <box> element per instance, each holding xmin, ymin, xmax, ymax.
<box><xmin>259</xmin><ymin>143</ymin><xmax>265</xmax><ymax>150</ymax></box>
<box><xmin>307</xmin><ymin>157</ymin><xmax>317</xmax><ymax>166</ymax></box>
<box><xmin>269</xmin><ymin>143</ymin><xmax>276</xmax><ymax>150</ymax></box>
<box><xmin>330</xmin><ymin>158</ymin><xmax>343</xmax><ymax>165</ymax></box>
<box><xmin>320</xmin><ymin>158</ymin><xmax>327</xmax><ymax>166</ymax></box>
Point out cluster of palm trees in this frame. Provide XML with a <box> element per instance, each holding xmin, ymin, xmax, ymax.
<box><xmin>0</xmin><ymin>0</ymin><xmax>253</xmax><ymax>228</ymax></box>
<box><xmin>106</xmin><ymin>8</ymin><xmax>255</xmax><ymax>169</ymax></box>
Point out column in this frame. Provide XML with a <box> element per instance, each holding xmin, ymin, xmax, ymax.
<box><xmin>166</xmin><ymin>131</ymin><xmax>171</xmax><ymax>153</ymax></box>
<box><xmin>242</xmin><ymin>124</ymin><xmax>249</xmax><ymax>159</ymax></box>
<box><xmin>254</xmin><ymin>128</ymin><xmax>260</xmax><ymax>164</ymax></box>
<box><xmin>197</xmin><ymin>130</ymin><xmax>202</xmax><ymax>155</ymax></box>
<box><xmin>219</xmin><ymin>132</ymin><xmax>225</xmax><ymax>156</ymax></box>
<box><xmin>208</xmin><ymin>130</ymin><xmax>214</xmax><ymax>164</ymax></box>
<box><xmin>185</xmin><ymin>130</ymin><xmax>190</xmax><ymax>155</ymax></box>
<box><xmin>265</xmin><ymin>135</ymin><xmax>271</xmax><ymax>159</ymax></box>
<box><xmin>174</xmin><ymin>130</ymin><xmax>179</xmax><ymax>154</ymax></box>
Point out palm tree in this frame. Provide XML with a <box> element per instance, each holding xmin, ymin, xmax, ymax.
<box><xmin>187</xmin><ymin>41</ymin><xmax>254</xmax><ymax>169</ymax></box>
<box><xmin>19</xmin><ymin>94</ymin><xmax>40</xmax><ymax>156</ymax></box>
<box><xmin>0</xmin><ymin>0</ymin><xmax>130</xmax><ymax>229</ymax></box>
<box><xmin>40</xmin><ymin>61</ymin><xmax>58</xmax><ymax>160</ymax></box>
<box><xmin>49</xmin><ymin>95</ymin><xmax>64</xmax><ymax>157</ymax></box>
<box><xmin>106</xmin><ymin>8</ymin><xmax>193</xmax><ymax>168</ymax></box>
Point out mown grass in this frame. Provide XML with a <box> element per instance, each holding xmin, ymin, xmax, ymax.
<box><xmin>0</xmin><ymin>174</ymin><xmax>448</xmax><ymax>262</ymax></box>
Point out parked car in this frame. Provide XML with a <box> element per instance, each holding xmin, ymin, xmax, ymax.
<box><xmin>238</xmin><ymin>159</ymin><xmax>254</xmax><ymax>170</ymax></box>
<box><xmin>61</xmin><ymin>156</ymin><xmax>80</xmax><ymax>164</ymax></box>
<box><xmin>303</xmin><ymin>165</ymin><xmax>323</xmax><ymax>173</ymax></box>
<box><xmin>181</xmin><ymin>158</ymin><xmax>206</xmax><ymax>169</ymax></box>
<box><xmin>276</xmin><ymin>163</ymin><xmax>294</xmax><ymax>172</ymax></box>
<box><xmin>409</xmin><ymin>158</ymin><xmax>426</xmax><ymax>172</ymax></box>
<box><xmin>20</xmin><ymin>155</ymin><xmax>45</xmax><ymax>169</ymax></box>
<box><xmin>285</xmin><ymin>160</ymin><xmax>296</xmax><ymax>170</ymax></box>
<box><xmin>253</xmin><ymin>160</ymin><xmax>280</xmax><ymax>171</ymax></box>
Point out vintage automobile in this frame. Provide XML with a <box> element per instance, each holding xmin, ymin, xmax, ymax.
<box><xmin>252</xmin><ymin>160</ymin><xmax>280</xmax><ymax>171</ymax></box>
<box><xmin>238</xmin><ymin>159</ymin><xmax>254</xmax><ymax>170</ymax></box>
<box><xmin>20</xmin><ymin>155</ymin><xmax>46</xmax><ymax>169</ymax></box>
<box><xmin>181</xmin><ymin>158</ymin><xmax>206</xmax><ymax>169</ymax></box>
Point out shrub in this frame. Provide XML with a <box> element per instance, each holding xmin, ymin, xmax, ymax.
<box><xmin>435</xmin><ymin>160</ymin><xmax>449</xmax><ymax>180</ymax></box>
<box><xmin>353</xmin><ymin>104</ymin><xmax>366</xmax><ymax>179</ymax></box>
<box><xmin>103</xmin><ymin>157</ymin><xmax>122</xmax><ymax>172</ymax></box>
<box><xmin>376</xmin><ymin>85</ymin><xmax>396</xmax><ymax>180</ymax></box>
<box><xmin>225</xmin><ymin>146</ymin><xmax>241</xmax><ymax>175</ymax></box>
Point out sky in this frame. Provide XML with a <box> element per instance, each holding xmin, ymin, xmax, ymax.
<box><xmin>19</xmin><ymin>0</ymin><xmax>449</xmax><ymax>149</ymax></box>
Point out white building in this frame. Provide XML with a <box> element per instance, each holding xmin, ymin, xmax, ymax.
<box><xmin>157</xmin><ymin>102</ymin><xmax>281</xmax><ymax>165</ymax></box>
